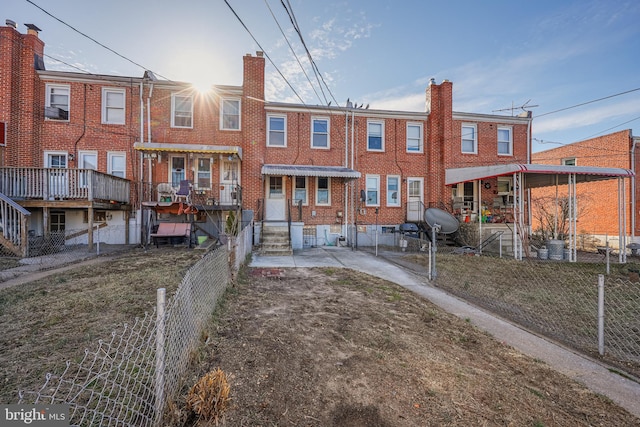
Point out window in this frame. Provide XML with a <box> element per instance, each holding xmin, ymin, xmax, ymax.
<box><xmin>171</xmin><ymin>94</ymin><xmax>193</xmax><ymax>128</ymax></box>
<box><xmin>267</xmin><ymin>115</ymin><xmax>286</xmax><ymax>147</ymax></box>
<box><xmin>311</xmin><ymin>118</ymin><xmax>329</xmax><ymax>148</ymax></box>
<box><xmin>562</xmin><ymin>157</ymin><xmax>576</xmax><ymax>166</ymax></box>
<box><xmin>0</xmin><ymin>121</ymin><xmax>6</xmax><ymax>146</ymax></box>
<box><xmin>461</xmin><ymin>124</ymin><xmax>477</xmax><ymax>154</ymax></box>
<box><xmin>221</xmin><ymin>98</ymin><xmax>240</xmax><ymax>130</ymax></box>
<box><xmin>170</xmin><ymin>156</ymin><xmax>185</xmax><ymax>187</ymax></box>
<box><xmin>366</xmin><ymin>175</ymin><xmax>380</xmax><ymax>206</ymax></box>
<box><xmin>293</xmin><ymin>177</ymin><xmax>308</xmax><ymax>205</ymax></box>
<box><xmin>196</xmin><ymin>158</ymin><xmax>211</xmax><ymax>189</ymax></box>
<box><xmin>269</xmin><ymin>176</ymin><xmax>283</xmax><ymax>197</ymax></box>
<box><xmin>45</xmin><ymin>84</ymin><xmax>69</xmax><ymax>120</ymax></box>
<box><xmin>497</xmin><ymin>178</ymin><xmax>511</xmax><ymax>195</ymax></box>
<box><xmin>50</xmin><ymin>212</ymin><xmax>65</xmax><ymax>232</ymax></box>
<box><xmin>316</xmin><ymin>177</ymin><xmax>330</xmax><ymax>205</ymax></box>
<box><xmin>367</xmin><ymin>121</ymin><xmax>384</xmax><ymax>151</ymax></box>
<box><xmin>79</xmin><ymin>151</ymin><xmax>97</xmax><ymax>187</ymax></box>
<box><xmin>222</xmin><ymin>159</ymin><xmax>239</xmax><ymax>182</ymax></box>
<box><xmin>497</xmin><ymin>126</ymin><xmax>512</xmax><ymax>155</ymax></box>
<box><xmin>406</xmin><ymin>123</ymin><xmax>423</xmax><ymax>152</ymax></box>
<box><xmin>108</xmin><ymin>152</ymin><xmax>126</xmax><ymax>178</ymax></box>
<box><xmin>387</xmin><ymin>176</ymin><xmax>400</xmax><ymax>207</ymax></box>
<box><xmin>102</xmin><ymin>88</ymin><xmax>125</xmax><ymax>124</ymax></box>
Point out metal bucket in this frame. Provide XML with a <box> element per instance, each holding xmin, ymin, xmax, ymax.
<box><xmin>538</xmin><ymin>248</ymin><xmax>549</xmax><ymax>260</ymax></box>
<box><xmin>547</xmin><ymin>239</ymin><xmax>564</xmax><ymax>260</ymax></box>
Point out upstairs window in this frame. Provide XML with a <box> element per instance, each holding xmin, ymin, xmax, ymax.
<box><xmin>406</xmin><ymin>123</ymin><xmax>423</xmax><ymax>152</ymax></box>
<box><xmin>367</xmin><ymin>121</ymin><xmax>384</xmax><ymax>151</ymax></box>
<box><xmin>221</xmin><ymin>98</ymin><xmax>240</xmax><ymax>130</ymax></box>
<box><xmin>461</xmin><ymin>124</ymin><xmax>477</xmax><ymax>154</ymax></box>
<box><xmin>267</xmin><ymin>115</ymin><xmax>286</xmax><ymax>147</ymax></box>
<box><xmin>311</xmin><ymin>118</ymin><xmax>329</xmax><ymax>149</ymax></box>
<box><xmin>497</xmin><ymin>126</ymin><xmax>512</xmax><ymax>155</ymax></box>
<box><xmin>45</xmin><ymin>84</ymin><xmax>69</xmax><ymax>121</ymax></box>
<box><xmin>562</xmin><ymin>157</ymin><xmax>576</xmax><ymax>166</ymax></box>
<box><xmin>102</xmin><ymin>88</ymin><xmax>125</xmax><ymax>124</ymax></box>
<box><xmin>171</xmin><ymin>94</ymin><xmax>193</xmax><ymax>128</ymax></box>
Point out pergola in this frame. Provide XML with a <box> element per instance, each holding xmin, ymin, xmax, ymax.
<box><xmin>445</xmin><ymin>163</ymin><xmax>635</xmax><ymax>261</ymax></box>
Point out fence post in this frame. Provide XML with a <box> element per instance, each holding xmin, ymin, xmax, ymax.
<box><xmin>598</xmin><ymin>274</ymin><xmax>605</xmax><ymax>356</ymax></box>
<box><xmin>155</xmin><ymin>288</ymin><xmax>166</xmax><ymax>426</ymax></box>
<box><xmin>605</xmin><ymin>241</ymin><xmax>610</xmax><ymax>275</ymax></box>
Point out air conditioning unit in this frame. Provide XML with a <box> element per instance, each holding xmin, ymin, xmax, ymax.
<box><xmin>44</xmin><ymin>106</ymin><xmax>68</xmax><ymax>120</ymax></box>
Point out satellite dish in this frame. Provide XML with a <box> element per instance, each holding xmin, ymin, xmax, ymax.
<box><xmin>424</xmin><ymin>208</ymin><xmax>459</xmax><ymax>234</ymax></box>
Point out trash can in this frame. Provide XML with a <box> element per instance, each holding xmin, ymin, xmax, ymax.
<box><xmin>538</xmin><ymin>247</ymin><xmax>549</xmax><ymax>260</ymax></box>
<box><xmin>547</xmin><ymin>239</ymin><xmax>564</xmax><ymax>260</ymax></box>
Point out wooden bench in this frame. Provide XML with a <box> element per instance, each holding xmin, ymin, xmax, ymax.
<box><xmin>150</xmin><ymin>222</ymin><xmax>192</xmax><ymax>248</ymax></box>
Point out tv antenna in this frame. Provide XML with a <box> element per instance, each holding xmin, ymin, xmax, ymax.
<box><xmin>492</xmin><ymin>99</ymin><xmax>539</xmax><ymax>116</ymax></box>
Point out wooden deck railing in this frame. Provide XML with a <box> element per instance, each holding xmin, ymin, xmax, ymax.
<box><xmin>0</xmin><ymin>168</ymin><xmax>130</xmax><ymax>203</ymax></box>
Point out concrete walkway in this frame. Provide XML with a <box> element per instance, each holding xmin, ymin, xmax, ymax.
<box><xmin>250</xmin><ymin>246</ymin><xmax>640</xmax><ymax>419</ymax></box>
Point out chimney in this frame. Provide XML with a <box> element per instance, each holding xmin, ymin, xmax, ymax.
<box><xmin>256</xmin><ymin>51</ymin><xmax>264</xmax><ymax>58</ymax></box>
<box><xmin>24</xmin><ymin>23</ymin><xmax>41</xmax><ymax>37</ymax></box>
<box><xmin>5</xmin><ymin>19</ymin><xmax>17</xmax><ymax>29</ymax></box>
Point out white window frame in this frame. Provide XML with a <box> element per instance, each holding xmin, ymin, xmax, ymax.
<box><xmin>406</xmin><ymin>123</ymin><xmax>423</xmax><ymax>153</ymax></box>
<box><xmin>107</xmin><ymin>152</ymin><xmax>126</xmax><ymax>178</ymax></box>
<box><xmin>170</xmin><ymin>155</ymin><xmax>186</xmax><ymax>187</ymax></box>
<box><xmin>387</xmin><ymin>175</ymin><xmax>400</xmax><ymax>207</ymax></box>
<box><xmin>367</xmin><ymin>120</ymin><xmax>384</xmax><ymax>151</ymax></box>
<box><xmin>315</xmin><ymin>177</ymin><xmax>331</xmax><ymax>206</ymax></box>
<box><xmin>311</xmin><ymin>117</ymin><xmax>330</xmax><ymax>149</ymax></box>
<box><xmin>220</xmin><ymin>98</ymin><xmax>241</xmax><ymax>130</ymax></box>
<box><xmin>101</xmin><ymin>87</ymin><xmax>125</xmax><ymax>125</ymax></box>
<box><xmin>171</xmin><ymin>93</ymin><xmax>193</xmax><ymax>128</ymax></box>
<box><xmin>196</xmin><ymin>157</ymin><xmax>212</xmax><ymax>189</ymax></box>
<box><xmin>293</xmin><ymin>176</ymin><xmax>308</xmax><ymax>206</ymax></box>
<box><xmin>45</xmin><ymin>84</ymin><xmax>70</xmax><ymax>121</ymax></box>
<box><xmin>267</xmin><ymin>114</ymin><xmax>287</xmax><ymax>147</ymax></box>
<box><xmin>461</xmin><ymin>124</ymin><xmax>477</xmax><ymax>154</ymax></box>
<box><xmin>497</xmin><ymin>126</ymin><xmax>513</xmax><ymax>156</ymax></box>
<box><xmin>562</xmin><ymin>157</ymin><xmax>577</xmax><ymax>166</ymax></box>
<box><xmin>366</xmin><ymin>175</ymin><xmax>380</xmax><ymax>207</ymax></box>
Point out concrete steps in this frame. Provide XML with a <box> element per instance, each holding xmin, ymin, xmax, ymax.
<box><xmin>260</xmin><ymin>224</ymin><xmax>292</xmax><ymax>256</ymax></box>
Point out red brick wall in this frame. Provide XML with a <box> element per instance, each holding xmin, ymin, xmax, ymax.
<box><xmin>531</xmin><ymin>130</ymin><xmax>634</xmax><ymax>235</ymax></box>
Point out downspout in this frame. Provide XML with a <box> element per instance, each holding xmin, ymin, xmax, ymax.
<box><xmin>631</xmin><ymin>137</ymin><xmax>638</xmax><ymax>243</ymax></box>
<box><xmin>351</xmin><ymin>109</ymin><xmax>356</xmax><ymax>249</ymax></box>
<box><xmin>139</xmin><ymin>80</ymin><xmax>146</xmax><ymax>245</ymax></box>
<box><xmin>147</xmin><ymin>82</ymin><xmax>154</xmax><ymax>186</ymax></box>
<box><xmin>344</xmin><ymin>109</ymin><xmax>349</xmax><ymax>241</ymax></box>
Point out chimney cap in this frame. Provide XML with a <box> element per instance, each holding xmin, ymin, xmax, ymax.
<box><xmin>5</xmin><ymin>19</ymin><xmax>17</xmax><ymax>29</ymax></box>
<box><xmin>24</xmin><ymin>23</ymin><xmax>42</xmax><ymax>32</ymax></box>
<box><xmin>256</xmin><ymin>51</ymin><xmax>264</xmax><ymax>57</ymax></box>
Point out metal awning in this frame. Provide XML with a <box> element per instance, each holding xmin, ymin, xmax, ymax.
<box><xmin>134</xmin><ymin>142</ymin><xmax>242</xmax><ymax>160</ymax></box>
<box><xmin>261</xmin><ymin>164</ymin><xmax>361</xmax><ymax>179</ymax></box>
<box><xmin>445</xmin><ymin>163</ymin><xmax>634</xmax><ymax>188</ymax></box>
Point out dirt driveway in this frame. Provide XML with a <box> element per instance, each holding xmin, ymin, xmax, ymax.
<box><xmin>177</xmin><ymin>266</ymin><xmax>638</xmax><ymax>426</ymax></box>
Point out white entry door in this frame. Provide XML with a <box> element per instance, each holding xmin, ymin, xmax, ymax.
<box><xmin>265</xmin><ymin>176</ymin><xmax>286</xmax><ymax>220</ymax></box>
<box><xmin>406</xmin><ymin>177</ymin><xmax>424</xmax><ymax>222</ymax></box>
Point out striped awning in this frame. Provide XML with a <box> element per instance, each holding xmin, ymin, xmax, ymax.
<box><xmin>261</xmin><ymin>164</ymin><xmax>361</xmax><ymax>179</ymax></box>
<box><xmin>134</xmin><ymin>142</ymin><xmax>242</xmax><ymax>159</ymax></box>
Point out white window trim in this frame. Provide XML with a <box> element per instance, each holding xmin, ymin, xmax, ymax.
<box><xmin>387</xmin><ymin>175</ymin><xmax>401</xmax><ymax>207</ymax></box>
<box><xmin>367</xmin><ymin>120</ymin><xmax>385</xmax><ymax>152</ymax></box>
<box><xmin>101</xmin><ymin>87</ymin><xmax>125</xmax><ymax>125</ymax></box>
<box><xmin>366</xmin><ymin>174</ymin><xmax>380</xmax><ymax>207</ymax></box>
<box><xmin>107</xmin><ymin>152</ymin><xmax>126</xmax><ymax>178</ymax></box>
<box><xmin>195</xmin><ymin>157</ymin><xmax>212</xmax><ymax>189</ymax></box>
<box><xmin>220</xmin><ymin>97</ymin><xmax>241</xmax><ymax>131</ymax></box>
<box><xmin>267</xmin><ymin>114</ymin><xmax>287</xmax><ymax>147</ymax></box>
<box><xmin>311</xmin><ymin>117</ymin><xmax>330</xmax><ymax>149</ymax></box>
<box><xmin>45</xmin><ymin>84</ymin><xmax>70</xmax><ymax>121</ymax></box>
<box><xmin>44</xmin><ymin>151</ymin><xmax>68</xmax><ymax>168</ymax></box>
<box><xmin>293</xmin><ymin>176</ymin><xmax>309</xmax><ymax>206</ymax></box>
<box><xmin>497</xmin><ymin>126</ymin><xmax>513</xmax><ymax>156</ymax></box>
<box><xmin>562</xmin><ymin>157</ymin><xmax>577</xmax><ymax>166</ymax></box>
<box><xmin>315</xmin><ymin>176</ymin><xmax>331</xmax><ymax>206</ymax></box>
<box><xmin>171</xmin><ymin>93</ymin><xmax>193</xmax><ymax>128</ymax></box>
<box><xmin>406</xmin><ymin>122</ymin><xmax>423</xmax><ymax>153</ymax></box>
<box><xmin>78</xmin><ymin>151</ymin><xmax>98</xmax><ymax>188</ymax></box>
<box><xmin>461</xmin><ymin>123</ymin><xmax>477</xmax><ymax>154</ymax></box>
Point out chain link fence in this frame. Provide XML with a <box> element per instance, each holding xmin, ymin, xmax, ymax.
<box><xmin>392</xmin><ymin>233</ymin><xmax>640</xmax><ymax>379</ymax></box>
<box><xmin>18</xmin><ymin>244</ymin><xmax>231</xmax><ymax>426</ymax></box>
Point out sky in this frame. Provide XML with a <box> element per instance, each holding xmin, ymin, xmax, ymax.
<box><xmin>5</xmin><ymin>0</ymin><xmax>640</xmax><ymax>153</ymax></box>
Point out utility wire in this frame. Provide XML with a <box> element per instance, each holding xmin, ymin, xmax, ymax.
<box><xmin>25</xmin><ymin>0</ymin><xmax>170</xmax><ymax>80</ymax></box>
<box><xmin>536</xmin><ymin>87</ymin><xmax>640</xmax><ymax>118</ymax></box>
<box><xmin>223</xmin><ymin>0</ymin><xmax>307</xmax><ymax>106</ymax></box>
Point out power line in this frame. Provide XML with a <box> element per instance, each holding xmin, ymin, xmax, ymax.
<box><xmin>24</xmin><ymin>0</ymin><xmax>170</xmax><ymax>80</ymax></box>
<box><xmin>536</xmin><ymin>87</ymin><xmax>640</xmax><ymax>118</ymax></box>
<box><xmin>223</xmin><ymin>0</ymin><xmax>307</xmax><ymax>106</ymax></box>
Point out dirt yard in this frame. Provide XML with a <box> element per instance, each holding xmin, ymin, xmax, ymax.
<box><xmin>177</xmin><ymin>266</ymin><xmax>639</xmax><ymax>426</ymax></box>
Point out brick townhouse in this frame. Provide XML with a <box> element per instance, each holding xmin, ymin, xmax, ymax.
<box><xmin>0</xmin><ymin>20</ymin><xmax>533</xmax><ymax>255</ymax></box>
<box><xmin>531</xmin><ymin>129</ymin><xmax>640</xmax><ymax>247</ymax></box>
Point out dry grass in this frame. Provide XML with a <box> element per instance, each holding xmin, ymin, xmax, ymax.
<box><xmin>0</xmin><ymin>247</ymin><xmax>204</xmax><ymax>403</ymax></box>
<box><xmin>186</xmin><ymin>368</ymin><xmax>230</xmax><ymax>424</ymax></box>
